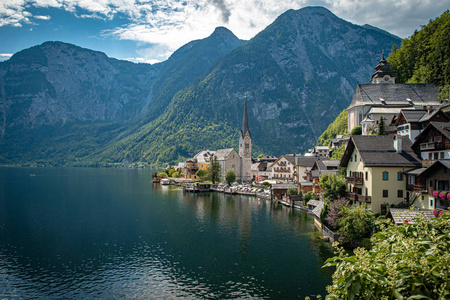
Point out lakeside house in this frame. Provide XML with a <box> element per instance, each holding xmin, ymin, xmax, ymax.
<box><xmin>269</xmin><ymin>155</ymin><xmax>296</xmax><ymax>181</ymax></box>
<box><xmin>340</xmin><ymin>135</ymin><xmax>422</xmax><ymax>214</ymax></box>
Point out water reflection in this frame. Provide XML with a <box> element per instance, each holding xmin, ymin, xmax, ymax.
<box><xmin>0</xmin><ymin>168</ymin><xmax>334</xmax><ymax>298</ymax></box>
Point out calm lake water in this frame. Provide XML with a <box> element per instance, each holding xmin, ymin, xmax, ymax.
<box><xmin>0</xmin><ymin>167</ymin><xmax>334</xmax><ymax>299</ymax></box>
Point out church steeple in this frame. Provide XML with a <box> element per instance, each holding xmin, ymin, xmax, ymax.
<box><xmin>241</xmin><ymin>100</ymin><xmax>250</xmax><ymax>138</ymax></box>
<box><xmin>370</xmin><ymin>51</ymin><xmax>397</xmax><ymax>84</ymax></box>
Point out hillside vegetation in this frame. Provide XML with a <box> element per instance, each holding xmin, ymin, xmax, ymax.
<box><xmin>316</xmin><ymin>109</ymin><xmax>348</xmax><ymax>146</ymax></box>
<box><xmin>388</xmin><ymin>10</ymin><xmax>450</xmax><ymax>100</ymax></box>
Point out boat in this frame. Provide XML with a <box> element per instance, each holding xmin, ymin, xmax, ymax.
<box><xmin>160</xmin><ymin>178</ymin><xmax>170</xmax><ymax>185</ymax></box>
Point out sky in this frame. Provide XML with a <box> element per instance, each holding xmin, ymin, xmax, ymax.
<box><xmin>0</xmin><ymin>0</ymin><xmax>448</xmax><ymax>64</ymax></box>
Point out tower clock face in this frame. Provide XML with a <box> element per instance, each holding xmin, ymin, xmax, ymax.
<box><xmin>384</xmin><ymin>76</ymin><xmax>389</xmax><ymax>81</ymax></box>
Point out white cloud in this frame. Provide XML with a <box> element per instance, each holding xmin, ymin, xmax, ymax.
<box><xmin>0</xmin><ymin>53</ymin><xmax>13</xmax><ymax>61</ymax></box>
<box><xmin>0</xmin><ymin>0</ymin><xmax>448</xmax><ymax>61</ymax></box>
<box><xmin>34</xmin><ymin>14</ymin><xmax>51</xmax><ymax>20</ymax></box>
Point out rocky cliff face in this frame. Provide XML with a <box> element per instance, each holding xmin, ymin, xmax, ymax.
<box><xmin>0</xmin><ymin>6</ymin><xmax>402</xmax><ymax>165</ymax></box>
<box><xmin>0</xmin><ymin>42</ymin><xmax>159</xmax><ymax>131</ymax></box>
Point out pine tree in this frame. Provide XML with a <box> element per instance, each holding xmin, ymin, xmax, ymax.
<box><xmin>378</xmin><ymin>116</ymin><xmax>386</xmax><ymax>135</ymax></box>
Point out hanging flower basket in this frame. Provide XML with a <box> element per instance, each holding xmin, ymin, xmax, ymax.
<box><xmin>439</xmin><ymin>191</ymin><xmax>447</xmax><ymax>199</ymax></box>
<box><xmin>432</xmin><ymin>191</ymin><xmax>439</xmax><ymax>197</ymax></box>
<box><xmin>447</xmin><ymin>193</ymin><xmax>450</xmax><ymax>200</ymax></box>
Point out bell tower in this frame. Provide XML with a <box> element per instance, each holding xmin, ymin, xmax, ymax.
<box><xmin>239</xmin><ymin>99</ymin><xmax>252</xmax><ymax>182</ymax></box>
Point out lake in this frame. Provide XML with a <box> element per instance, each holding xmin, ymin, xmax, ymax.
<box><xmin>0</xmin><ymin>167</ymin><xmax>334</xmax><ymax>299</ymax></box>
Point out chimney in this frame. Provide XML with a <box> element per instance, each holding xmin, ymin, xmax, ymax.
<box><xmin>394</xmin><ymin>136</ymin><xmax>402</xmax><ymax>153</ymax></box>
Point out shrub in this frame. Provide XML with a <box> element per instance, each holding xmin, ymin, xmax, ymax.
<box><xmin>325</xmin><ymin>212</ymin><xmax>450</xmax><ymax>299</ymax></box>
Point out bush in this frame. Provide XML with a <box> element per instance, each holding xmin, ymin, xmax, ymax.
<box><xmin>350</xmin><ymin>126</ymin><xmax>362</xmax><ymax>135</ymax></box>
<box><xmin>325</xmin><ymin>212</ymin><xmax>450</xmax><ymax>299</ymax></box>
<box><xmin>337</xmin><ymin>205</ymin><xmax>375</xmax><ymax>245</ymax></box>
<box><xmin>157</xmin><ymin>171</ymin><xmax>168</xmax><ymax>178</ymax></box>
<box><xmin>225</xmin><ymin>169</ymin><xmax>236</xmax><ymax>186</ymax></box>
<box><xmin>287</xmin><ymin>187</ymin><xmax>298</xmax><ymax>195</ymax></box>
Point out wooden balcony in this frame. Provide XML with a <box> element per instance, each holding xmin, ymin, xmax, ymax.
<box><xmin>420</xmin><ymin>142</ymin><xmax>444</xmax><ymax>151</ymax></box>
<box><xmin>413</xmin><ymin>184</ymin><xmax>427</xmax><ymax>193</ymax></box>
<box><xmin>346</xmin><ymin>176</ymin><xmax>363</xmax><ymax>185</ymax></box>
<box><xmin>357</xmin><ymin>194</ymin><xmax>371</xmax><ymax>203</ymax></box>
<box><xmin>346</xmin><ymin>192</ymin><xmax>371</xmax><ymax>203</ymax></box>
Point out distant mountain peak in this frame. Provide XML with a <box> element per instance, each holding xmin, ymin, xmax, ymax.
<box><xmin>209</xmin><ymin>26</ymin><xmax>239</xmax><ymax>40</ymax></box>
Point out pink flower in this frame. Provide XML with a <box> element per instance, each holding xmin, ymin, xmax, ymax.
<box><xmin>433</xmin><ymin>191</ymin><xmax>439</xmax><ymax>197</ymax></box>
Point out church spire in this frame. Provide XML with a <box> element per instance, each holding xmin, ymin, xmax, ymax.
<box><xmin>241</xmin><ymin>98</ymin><xmax>250</xmax><ymax>138</ymax></box>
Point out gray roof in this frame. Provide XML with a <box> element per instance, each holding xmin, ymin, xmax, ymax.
<box><xmin>306</xmin><ymin>200</ymin><xmax>321</xmax><ymax>207</ymax></box>
<box><xmin>295</xmin><ymin>157</ymin><xmax>317</xmax><ymax>168</ymax></box>
<box><xmin>312</xmin><ymin>201</ymin><xmax>324</xmax><ymax>218</ymax></box>
<box><xmin>283</xmin><ymin>155</ymin><xmax>296</xmax><ymax>165</ymax></box>
<box><xmin>399</xmin><ymin>109</ymin><xmax>428</xmax><ymax>123</ymax></box>
<box><xmin>403</xmin><ymin>167</ymin><xmax>428</xmax><ymax>176</ymax></box>
<box><xmin>272</xmin><ymin>183</ymin><xmax>297</xmax><ymax>190</ymax></box>
<box><xmin>348</xmin><ymin>83</ymin><xmax>440</xmax><ymax>110</ymax></box>
<box><xmin>215</xmin><ymin>148</ymin><xmax>236</xmax><ymax>160</ymax></box>
<box><xmin>388</xmin><ymin>208</ymin><xmax>435</xmax><ymax>225</ymax></box>
<box><xmin>341</xmin><ymin>135</ymin><xmax>422</xmax><ymax>168</ymax></box>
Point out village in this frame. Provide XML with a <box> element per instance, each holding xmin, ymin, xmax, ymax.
<box><xmin>155</xmin><ymin>54</ymin><xmax>450</xmax><ymax>244</ymax></box>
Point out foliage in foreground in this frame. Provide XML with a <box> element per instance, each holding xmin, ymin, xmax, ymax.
<box><xmin>324</xmin><ymin>212</ymin><xmax>450</xmax><ymax>299</ymax></box>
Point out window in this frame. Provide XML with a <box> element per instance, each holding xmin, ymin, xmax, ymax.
<box><xmin>430</xmin><ymin>180</ymin><xmax>433</xmax><ymax>188</ymax></box>
<box><xmin>365</xmin><ymin>172</ymin><xmax>368</xmax><ymax>181</ymax></box>
<box><xmin>430</xmin><ymin>199</ymin><xmax>434</xmax><ymax>208</ymax></box>
<box><xmin>408</xmin><ymin>175</ymin><xmax>415</xmax><ymax>185</ymax></box>
<box><xmin>355</xmin><ymin>154</ymin><xmax>357</xmax><ymax>161</ymax></box>
<box><xmin>440</xmin><ymin>152</ymin><xmax>445</xmax><ymax>159</ymax></box>
<box><xmin>398</xmin><ymin>190</ymin><xmax>403</xmax><ymax>198</ymax></box>
<box><xmin>397</xmin><ymin>172</ymin><xmax>403</xmax><ymax>181</ymax></box>
<box><xmin>382</xmin><ymin>172</ymin><xmax>389</xmax><ymax>181</ymax></box>
<box><xmin>383</xmin><ymin>190</ymin><xmax>388</xmax><ymax>197</ymax></box>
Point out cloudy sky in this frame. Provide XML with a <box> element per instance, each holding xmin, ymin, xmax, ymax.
<box><xmin>0</xmin><ymin>0</ymin><xmax>447</xmax><ymax>64</ymax></box>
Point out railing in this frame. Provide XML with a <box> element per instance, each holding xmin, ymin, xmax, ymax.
<box><xmin>346</xmin><ymin>192</ymin><xmax>371</xmax><ymax>203</ymax></box>
<box><xmin>346</xmin><ymin>176</ymin><xmax>363</xmax><ymax>185</ymax></box>
<box><xmin>420</xmin><ymin>142</ymin><xmax>444</xmax><ymax>151</ymax></box>
<box><xmin>413</xmin><ymin>184</ymin><xmax>427</xmax><ymax>193</ymax></box>
<box><xmin>357</xmin><ymin>194</ymin><xmax>371</xmax><ymax>203</ymax></box>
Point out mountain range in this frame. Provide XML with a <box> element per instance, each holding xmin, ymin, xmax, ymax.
<box><xmin>0</xmin><ymin>6</ymin><xmax>402</xmax><ymax>166</ymax></box>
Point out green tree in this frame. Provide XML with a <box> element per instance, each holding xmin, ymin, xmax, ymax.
<box><xmin>287</xmin><ymin>187</ymin><xmax>298</xmax><ymax>195</ymax></box>
<box><xmin>325</xmin><ymin>212</ymin><xmax>450</xmax><ymax>299</ymax></box>
<box><xmin>319</xmin><ymin>174</ymin><xmax>347</xmax><ymax>202</ymax></box>
<box><xmin>172</xmin><ymin>171</ymin><xmax>180</xmax><ymax>178</ymax></box>
<box><xmin>330</xmin><ymin>146</ymin><xmax>345</xmax><ymax>161</ymax></box>
<box><xmin>225</xmin><ymin>169</ymin><xmax>236</xmax><ymax>185</ymax></box>
<box><xmin>206</xmin><ymin>155</ymin><xmax>221</xmax><ymax>184</ymax></box>
<box><xmin>350</xmin><ymin>126</ymin><xmax>362</xmax><ymax>135</ymax></box>
<box><xmin>377</xmin><ymin>116</ymin><xmax>386</xmax><ymax>135</ymax></box>
<box><xmin>336</xmin><ymin>205</ymin><xmax>375</xmax><ymax>244</ymax></box>
<box><xmin>388</xmin><ymin>10</ymin><xmax>450</xmax><ymax>100</ymax></box>
<box><xmin>196</xmin><ymin>169</ymin><xmax>206</xmax><ymax>181</ymax></box>
<box><xmin>157</xmin><ymin>171</ymin><xmax>168</xmax><ymax>178</ymax></box>
<box><xmin>303</xmin><ymin>191</ymin><xmax>319</xmax><ymax>204</ymax></box>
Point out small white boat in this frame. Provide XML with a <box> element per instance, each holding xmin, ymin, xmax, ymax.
<box><xmin>160</xmin><ymin>178</ymin><xmax>170</xmax><ymax>185</ymax></box>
